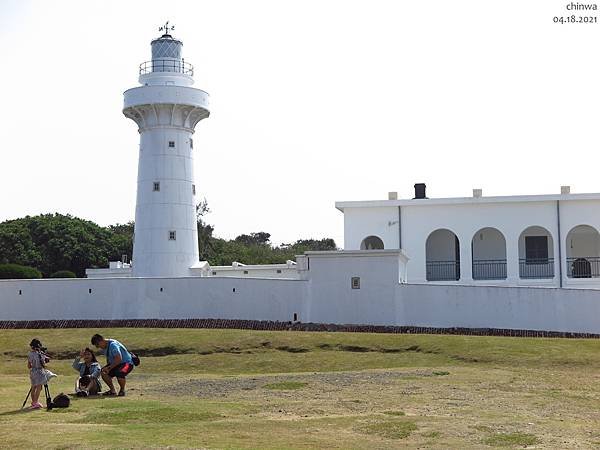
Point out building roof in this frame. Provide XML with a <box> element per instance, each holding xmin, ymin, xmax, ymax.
<box><xmin>335</xmin><ymin>192</ymin><xmax>600</xmax><ymax>212</ymax></box>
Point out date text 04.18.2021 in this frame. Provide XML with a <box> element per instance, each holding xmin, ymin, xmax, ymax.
<box><xmin>553</xmin><ymin>15</ymin><xmax>597</xmax><ymax>23</ymax></box>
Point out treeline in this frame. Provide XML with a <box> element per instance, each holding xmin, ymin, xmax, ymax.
<box><xmin>0</xmin><ymin>214</ymin><xmax>133</xmax><ymax>278</ymax></box>
<box><xmin>0</xmin><ymin>208</ymin><xmax>336</xmax><ymax>277</ymax></box>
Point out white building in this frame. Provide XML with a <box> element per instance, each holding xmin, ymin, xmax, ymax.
<box><xmin>337</xmin><ymin>184</ymin><xmax>600</xmax><ymax>289</ymax></box>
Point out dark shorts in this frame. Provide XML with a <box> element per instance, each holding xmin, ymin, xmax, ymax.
<box><xmin>108</xmin><ymin>362</ymin><xmax>134</xmax><ymax>379</ymax></box>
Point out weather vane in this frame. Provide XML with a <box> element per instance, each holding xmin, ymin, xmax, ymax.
<box><xmin>159</xmin><ymin>21</ymin><xmax>175</xmax><ymax>34</ymax></box>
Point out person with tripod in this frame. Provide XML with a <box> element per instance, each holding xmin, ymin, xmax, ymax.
<box><xmin>27</xmin><ymin>338</ymin><xmax>57</xmax><ymax>409</ymax></box>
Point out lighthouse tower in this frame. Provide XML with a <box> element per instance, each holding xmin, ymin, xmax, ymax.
<box><xmin>123</xmin><ymin>24</ymin><xmax>210</xmax><ymax>277</ymax></box>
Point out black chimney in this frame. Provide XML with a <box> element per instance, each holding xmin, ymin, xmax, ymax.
<box><xmin>414</xmin><ymin>183</ymin><xmax>427</xmax><ymax>199</ymax></box>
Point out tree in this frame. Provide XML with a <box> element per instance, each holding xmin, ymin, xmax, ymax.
<box><xmin>291</xmin><ymin>238</ymin><xmax>337</xmax><ymax>251</ymax></box>
<box><xmin>234</xmin><ymin>232</ymin><xmax>271</xmax><ymax>246</ymax></box>
<box><xmin>0</xmin><ymin>220</ymin><xmax>43</xmax><ymax>268</ymax></box>
<box><xmin>50</xmin><ymin>270</ymin><xmax>77</xmax><ymax>278</ymax></box>
<box><xmin>0</xmin><ymin>214</ymin><xmax>123</xmax><ymax>277</ymax></box>
<box><xmin>0</xmin><ymin>263</ymin><xmax>42</xmax><ymax>279</ymax></box>
<box><xmin>196</xmin><ymin>200</ymin><xmax>215</xmax><ymax>261</ymax></box>
<box><xmin>107</xmin><ymin>222</ymin><xmax>134</xmax><ymax>262</ymax></box>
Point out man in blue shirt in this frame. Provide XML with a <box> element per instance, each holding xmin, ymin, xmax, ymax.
<box><xmin>91</xmin><ymin>334</ymin><xmax>134</xmax><ymax>397</ymax></box>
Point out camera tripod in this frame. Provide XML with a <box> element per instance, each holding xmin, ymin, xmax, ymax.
<box><xmin>21</xmin><ymin>384</ymin><xmax>53</xmax><ymax>410</ymax></box>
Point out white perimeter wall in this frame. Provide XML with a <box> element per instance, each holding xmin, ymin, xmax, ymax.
<box><xmin>2</xmin><ymin>252</ymin><xmax>600</xmax><ymax>333</ymax></box>
<box><xmin>304</xmin><ymin>251</ymin><xmax>402</xmax><ymax>325</ymax></box>
<box><xmin>396</xmin><ymin>284</ymin><xmax>600</xmax><ymax>333</ymax></box>
<box><xmin>0</xmin><ymin>278</ymin><xmax>306</xmax><ymax>323</ymax></box>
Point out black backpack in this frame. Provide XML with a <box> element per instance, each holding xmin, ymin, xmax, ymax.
<box><xmin>50</xmin><ymin>393</ymin><xmax>70</xmax><ymax>409</ymax></box>
<box><xmin>131</xmin><ymin>352</ymin><xmax>140</xmax><ymax>367</ymax></box>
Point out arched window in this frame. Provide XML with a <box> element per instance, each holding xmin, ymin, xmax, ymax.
<box><xmin>471</xmin><ymin>227</ymin><xmax>507</xmax><ymax>280</ymax></box>
<box><xmin>360</xmin><ymin>236</ymin><xmax>384</xmax><ymax>250</ymax></box>
<box><xmin>518</xmin><ymin>226</ymin><xmax>554</xmax><ymax>279</ymax></box>
<box><xmin>426</xmin><ymin>229</ymin><xmax>460</xmax><ymax>281</ymax></box>
<box><xmin>566</xmin><ymin>225</ymin><xmax>600</xmax><ymax>278</ymax></box>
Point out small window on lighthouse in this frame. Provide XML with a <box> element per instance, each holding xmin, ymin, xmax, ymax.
<box><xmin>192</xmin><ymin>184</ymin><xmax>196</xmax><ymax>195</ymax></box>
<box><xmin>169</xmin><ymin>231</ymin><xmax>177</xmax><ymax>241</ymax></box>
<box><xmin>168</xmin><ymin>141</ymin><xmax>175</xmax><ymax>148</ymax></box>
<box><xmin>190</xmin><ymin>138</ymin><xmax>193</xmax><ymax>149</ymax></box>
<box><xmin>153</xmin><ymin>182</ymin><xmax>160</xmax><ymax>192</ymax></box>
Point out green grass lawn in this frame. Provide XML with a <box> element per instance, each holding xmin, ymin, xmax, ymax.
<box><xmin>1</xmin><ymin>328</ymin><xmax>600</xmax><ymax>449</ymax></box>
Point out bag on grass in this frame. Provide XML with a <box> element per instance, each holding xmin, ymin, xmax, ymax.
<box><xmin>52</xmin><ymin>393</ymin><xmax>70</xmax><ymax>408</ymax></box>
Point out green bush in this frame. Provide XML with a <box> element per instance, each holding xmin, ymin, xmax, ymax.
<box><xmin>49</xmin><ymin>270</ymin><xmax>77</xmax><ymax>278</ymax></box>
<box><xmin>0</xmin><ymin>263</ymin><xmax>42</xmax><ymax>279</ymax></box>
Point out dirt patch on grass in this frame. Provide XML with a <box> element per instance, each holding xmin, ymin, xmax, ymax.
<box><xmin>157</xmin><ymin>369</ymin><xmax>436</xmax><ymax>398</ymax></box>
<box><xmin>338</xmin><ymin>345</ymin><xmax>371</xmax><ymax>352</ymax></box>
<box><xmin>264</xmin><ymin>382</ymin><xmax>308</xmax><ymax>390</ymax></box>
<box><xmin>275</xmin><ymin>346</ymin><xmax>310</xmax><ymax>353</ymax></box>
<box><xmin>135</xmin><ymin>346</ymin><xmax>195</xmax><ymax>357</ymax></box>
<box><xmin>2</xmin><ymin>345</ymin><xmax>253</xmax><ymax>360</ymax></box>
<box><xmin>315</xmin><ymin>343</ymin><xmax>443</xmax><ymax>355</ymax></box>
<box><xmin>8</xmin><ymin>341</ymin><xmax>439</xmax><ymax>360</ymax></box>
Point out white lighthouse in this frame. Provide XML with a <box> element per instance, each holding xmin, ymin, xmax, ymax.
<box><xmin>123</xmin><ymin>24</ymin><xmax>210</xmax><ymax>277</ymax></box>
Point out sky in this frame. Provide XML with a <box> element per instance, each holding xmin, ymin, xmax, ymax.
<box><xmin>1</xmin><ymin>1</ymin><xmax>599</xmax><ymax>247</ymax></box>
